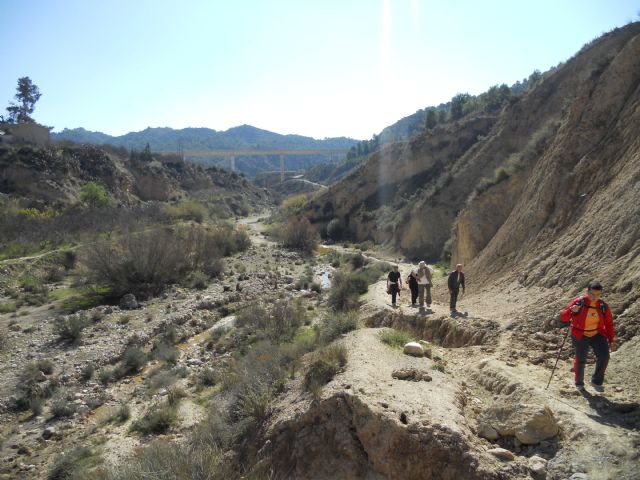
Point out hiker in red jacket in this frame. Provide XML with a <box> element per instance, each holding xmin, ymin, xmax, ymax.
<box><xmin>560</xmin><ymin>281</ymin><xmax>615</xmax><ymax>392</ymax></box>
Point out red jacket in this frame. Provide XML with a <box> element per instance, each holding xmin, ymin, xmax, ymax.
<box><xmin>560</xmin><ymin>295</ymin><xmax>614</xmax><ymax>343</ymax></box>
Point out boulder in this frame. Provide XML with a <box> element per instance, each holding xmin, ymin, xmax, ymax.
<box><xmin>403</xmin><ymin>342</ymin><xmax>424</xmax><ymax>357</ymax></box>
<box><xmin>119</xmin><ymin>293</ymin><xmax>138</xmax><ymax>310</ymax></box>
<box><xmin>487</xmin><ymin>448</ymin><xmax>514</xmax><ymax>461</ymax></box>
<box><xmin>478</xmin><ymin>403</ymin><xmax>559</xmax><ymax>444</ymax></box>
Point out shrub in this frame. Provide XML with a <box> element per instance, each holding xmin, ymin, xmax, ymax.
<box><xmin>113</xmin><ymin>403</ymin><xmax>131</xmax><ymax>423</ymax></box>
<box><xmin>146</xmin><ymin>367</ymin><xmax>179</xmax><ymax>391</ymax></box>
<box><xmin>151</xmin><ymin>341</ymin><xmax>179</xmax><ymax>364</ymax></box>
<box><xmin>350</xmin><ymin>253</ymin><xmax>366</xmax><ymax>269</ymax></box>
<box><xmin>163</xmin><ymin>200</ymin><xmax>207</xmax><ymax>223</ymax></box>
<box><xmin>80</xmin><ymin>182</ymin><xmax>110</xmax><ymax>208</ymax></box>
<box><xmin>184</xmin><ymin>270</ymin><xmax>208</xmax><ymax>290</ymax></box>
<box><xmin>279</xmin><ymin>216</ymin><xmax>320</xmax><ymax>254</ymax></box>
<box><xmin>304</xmin><ymin>344</ymin><xmax>348</xmax><ymax>395</ymax></box>
<box><xmin>234</xmin><ymin>382</ymin><xmax>273</xmax><ymax>426</ymax></box>
<box><xmin>119</xmin><ymin>347</ymin><xmax>148</xmax><ymax>375</ymax></box>
<box><xmin>36</xmin><ymin>359</ymin><xmax>54</xmax><ymax>375</ymax></box>
<box><xmin>322</xmin><ymin>311</ymin><xmax>359</xmax><ymax>343</ymax></box>
<box><xmin>378</xmin><ymin>329</ymin><xmax>411</xmax><ymax>349</ymax></box>
<box><xmin>47</xmin><ymin>446</ymin><xmax>97</xmax><ymax>480</ymax></box>
<box><xmin>131</xmin><ymin>402</ymin><xmax>178</xmax><ymax>435</ymax></box>
<box><xmin>328</xmin><ymin>271</ymin><xmax>365</xmax><ymax>312</ymax></box>
<box><xmin>84</xmin><ymin>225</ymin><xmax>242</xmax><ymax>299</ymax></box>
<box><xmin>29</xmin><ymin>396</ymin><xmax>44</xmax><ymax>416</ymax></box>
<box><xmin>53</xmin><ymin>313</ymin><xmax>88</xmax><ymax>344</ymax></box>
<box><xmin>80</xmin><ymin>363</ymin><xmax>95</xmax><ymax>381</ymax></box>
<box><xmin>99</xmin><ymin>368</ymin><xmax>114</xmax><ymax>385</ymax></box>
<box><xmin>236</xmin><ymin>299</ymin><xmax>307</xmax><ymax>343</ymax></box>
<box><xmin>281</xmin><ymin>194</ymin><xmax>309</xmax><ymax>216</ymax></box>
<box><xmin>198</xmin><ymin>368</ymin><xmax>218</xmax><ymax>387</ymax></box>
<box><xmin>50</xmin><ymin>390</ymin><xmax>77</xmax><ymax>419</ymax></box>
<box><xmin>432</xmin><ymin>363</ymin><xmax>446</xmax><ymax>373</ymax></box>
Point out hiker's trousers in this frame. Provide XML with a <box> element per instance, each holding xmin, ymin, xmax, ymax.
<box><xmin>418</xmin><ymin>284</ymin><xmax>431</xmax><ymax>307</ymax></box>
<box><xmin>449</xmin><ymin>288</ymin><xmax>459</xmax><ymax>311</ymax></box>
<box><xmin>572</xmin><ymin>334</ymin><xmax>609</xmax><ymax>386</ymax></box>
<box><xmin>389</xmin><ymin>284</ymin><xmax>400</xmax><ymax>305</ymax></box>
<box><xmin>410</xmin><ymin>286</ymin><xmax>418</xmax><ymax>305</ymax></box>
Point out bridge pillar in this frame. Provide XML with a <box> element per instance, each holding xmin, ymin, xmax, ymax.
<box><xmin>280</xmin><ymin>155</ymin><xmax>285</xmax><ymax>183</ymax></box>
<box><xmin>230</xmin><ymin>156</ymin><xmax>235</xmax><ymax>171</ymax></box>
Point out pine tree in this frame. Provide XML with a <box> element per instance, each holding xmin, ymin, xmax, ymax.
<box><xmin>6</xmin><ymin>77</ymin><xmax>41</xmax><ymax>123</ymax></box>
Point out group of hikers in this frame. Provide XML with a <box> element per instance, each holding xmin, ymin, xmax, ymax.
<box><xmin>386</xmin><ymin>262</ymin><xmax>465</xmax><ymax>313</ymax></box>
<box><xmin>387</xmin><ymin>263</ymin><xmax>615</xmax><ymax>392</ymax></box>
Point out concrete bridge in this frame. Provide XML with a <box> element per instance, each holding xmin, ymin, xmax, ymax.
<box><xmin>182</xmin><ymin>148</ymin><xmax>349</xmax><ymax>181</ymax></box>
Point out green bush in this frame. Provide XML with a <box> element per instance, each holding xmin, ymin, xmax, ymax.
<box><xmin>80</xmin><ymin>182</ymin><xmax>110</xmax><ymax>208</ymax></box>
<box><xmin>378</xmin><ymin>329</ymin><xmax>411</xmax><ymax>349</ymax></box>
<box><xmin>53</xmin><ymin>313</ymin><xmax>88</xmax><ymax>344</ymax></box>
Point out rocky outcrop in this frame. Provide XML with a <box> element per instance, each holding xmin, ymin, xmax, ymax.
<box><xmin>266</xmin><ymin>392</ymin><xmax>502</xmax><ymax>480</ymax></box>
<box><xmin>477</xmin><ymin>403</ymin><xmax>559</xmax><ymax>445</ymax></box>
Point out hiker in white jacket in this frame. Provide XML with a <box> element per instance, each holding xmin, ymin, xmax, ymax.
<box><xmin>416</xmin><ymin>261</ymin><xmax>433</xmax><ymax>308</ymax></box>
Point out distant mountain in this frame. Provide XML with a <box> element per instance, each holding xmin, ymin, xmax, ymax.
<box><xmin>52</xmin><ymin>125</ymin><xmax>357</xmax><ymax>178</ymax></box>
<box><xmin>52</xmin><ymin>125</ymin><xmax>356</xmax><ymax>153</ymax></box>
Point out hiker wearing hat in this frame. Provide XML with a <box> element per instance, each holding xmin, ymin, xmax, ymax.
<box><xmin>560</xmin><ymin>281</ymin><xmax>615</xmax><ymax>392</ymax></box>
<box><xmin>416</xmin><ymin>261</ymin><xmax>433</xmax><ymax>308</ymax></box>
<box><xmin>387</xmin><ymin>265</ymin><xmax>403</xmax><ymax>307</ymax></box>
<box><xmin>447</xmin><ymin>264</ymin><xmax>465</xmax><ymax>313</ymax></box>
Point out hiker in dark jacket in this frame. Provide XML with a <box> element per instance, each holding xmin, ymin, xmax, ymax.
<box><xmin>407</xmin><ymin>269</ymin><xmax>419</xmax><ymax>306</ymax></box>
<box><xmin>447</xmin><ymin>264</ymin><xmax>465</xmax><ymax>313</ymax></box>
<box><xmin>560</xmin><ymin>281</ymin><xmax>615</xmax><ymax>392</ymax></box>
<box><xmin>387</xmin><ymin>265</ymin><xmax>402</xmax><ymax>307</ymax></box>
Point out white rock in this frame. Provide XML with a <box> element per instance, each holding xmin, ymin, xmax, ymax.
<box><xmin>403</xmin><ymin>342</ymin><xmax>424</xmax><ymax>357</ymax></box>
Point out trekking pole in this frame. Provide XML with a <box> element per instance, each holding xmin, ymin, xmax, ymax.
<box><xmin>546</xmin><ymin>322</ymin><xmax>572</xmax><ymax>390</ymax></box>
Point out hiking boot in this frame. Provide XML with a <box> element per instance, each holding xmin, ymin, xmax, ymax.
<box><xmin>590</xmin><ymin>380</ymin><xmax>604</xmax><ymax>393</ymax></box>
<box><xmin>575</xmin><ymin>384</ymin><xmax>586</xmax><ymax>392</ymax></box>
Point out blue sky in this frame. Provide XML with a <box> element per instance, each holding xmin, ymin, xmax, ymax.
<box><xmin>1</xmin><ymin>0</ymin><xmax>638</xmax><ymax>140</ymax></box>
